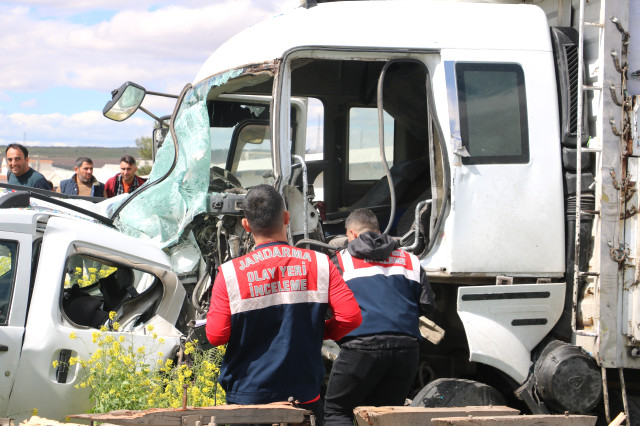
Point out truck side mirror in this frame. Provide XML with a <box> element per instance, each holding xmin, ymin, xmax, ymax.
<box><xmin>103</xmin><ymin>81</ymin><xmax>146</xmax><ymax>121</ymax></box>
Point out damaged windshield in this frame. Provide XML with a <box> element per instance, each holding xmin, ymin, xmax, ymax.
<box><xmin>114</xmin><ymin>64</ymin><xmax>277</xmax><ymax>247</ymax></box>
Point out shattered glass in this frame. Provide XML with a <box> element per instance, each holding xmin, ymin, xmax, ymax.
<box><xmin>115</xmin><ymin>99</ymin><xmax>210</xmax><ymax>247</ymax></box>
<box><xmin>113</xmin><ymin>65</ymin><xmax>274</xmax><ymax>248</ymax></box>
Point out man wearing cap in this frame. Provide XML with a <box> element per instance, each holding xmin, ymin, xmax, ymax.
<box><xmin>5</xmin><ymin>144</ymin><xmax>50</xmax><ymax>190</ymax></box>
<box><xmin>206</xmin><ymin>184</ymin><xmax>362</xmax><ymax>425</ymax></box>
<box><xmin>324</xmin><ymin>208</ymin><xmax>436</xmax><ymax>426</ymax></box>
<box><xmin>58</xmin><ymin>157</ymin><xmax>105</xmax><ymax>197</ymax></box>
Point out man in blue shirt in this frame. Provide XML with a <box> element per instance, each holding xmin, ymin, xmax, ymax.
<box><xmin>5</xmin><ymin>144</ymin><xmax>50</xmax><ymax>190</ymax></box>
<box><xmin>58</xmin><ymin>157</ymin><xmax>105</xmax><ymax>197</ymax></box>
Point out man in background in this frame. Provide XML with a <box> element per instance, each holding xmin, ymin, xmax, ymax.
<box><xmin>58</xmin><ymin>157</ymin><xmax>105</xmax><ymax>197</ymax></box>
<box><xmin>5</xmin><ymin>144</ymin><xmax>50</xmax><ymax>190</ymax></box>
<box><xmin>324</xmin><ymin>208</ymin><xmax>436</xmax><ymax>426</ymax></box>
<box><xmin>104</xmin><ymin>155</ymin><xmax>146</xmax><ymax>198</ymax></box>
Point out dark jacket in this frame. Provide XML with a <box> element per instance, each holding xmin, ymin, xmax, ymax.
<box><xmin>59</xmin><ymin>175</ymin><xmax>105</xmax><ymax>197</ymax></box>
<box><xmin>7</xmin><ymin>168</ymin><xmax>50</xmax><ymax>190</ymax></box>
<box><xmin>334</xmin><ymin>231</ymin><xmax>435</xmax><ymax>348</ymax></box>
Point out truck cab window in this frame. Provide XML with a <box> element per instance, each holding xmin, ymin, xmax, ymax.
<box><xmin>456</xmin><ymin>62</ymin><xmax>529</xmax><ymax>164</ymax></box>
<box><xmin>0</xmin><ymin>241</ymin><xmax>18</xmax><ymax>325</ymax></box>
<box><xmin>348</xmin><ymin>107</ymin><xmax>395</xmax><ymax>181</ymax></box>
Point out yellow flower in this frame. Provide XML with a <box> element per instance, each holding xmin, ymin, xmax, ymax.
<box><xmin>32</xmin><ymin>408</ymin><xmax>38</xmax><ymax>416</ymax></box>
<box><xmin>69</xmin><ymin>332</ymin><xmax>77</xmax><ymax>340</ymax></box>
<box><xmin>75</xmin><ymin>267</ymin><xmax>82</xmax><ymax>274</ymax></box>
<box><xmin>52</xmin><ymin>360</ymin><xmax>59</xmax><ymax>368</ymax></box>
<box><xmin>147</xmin><ymin>324</ymin><xmax>154</xmax><ymax>332</ymax></box>
<box><xmin>112</xmin><ymin>322</ymin><xmax>120</xmax><ymax>331</ymax></box>
<box><xmin>119</xmin><ymin>335</ymin><xmax>125</xmax><ymax>343</ymax></box>
<box><xmin>109</xmin><ymin>311</ymin><xmax>117</xmax><ymax>320</ymax></box>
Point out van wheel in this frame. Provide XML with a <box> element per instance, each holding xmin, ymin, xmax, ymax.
<box><xmin>410</xmin><ymin>378</ymin><xmax>506</xmax><ymax>407</ymax></box>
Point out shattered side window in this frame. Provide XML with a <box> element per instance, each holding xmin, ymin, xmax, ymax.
<box><xmin>62</xmin><ymin>254</ymin><xmax>159</xmax><ymax>330</ymax></box>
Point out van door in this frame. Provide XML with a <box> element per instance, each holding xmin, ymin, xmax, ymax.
<box><xmin>0</xmin><ymin>234</ymin><xmax>32</xmax><ymax>418</ymax></box>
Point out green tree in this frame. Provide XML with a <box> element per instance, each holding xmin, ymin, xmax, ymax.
<box><xmin>135</xmin><ymin>136</ymin><xmax>153</xmax><ymax>176</ymax></box>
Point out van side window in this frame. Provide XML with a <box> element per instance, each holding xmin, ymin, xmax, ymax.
<box><xmin>62</xmin><ymin>255</ymin><xmax>161</xmax><ymax>330</ymax></box>
<box><xmin>0</xmin><ymin>241</ymin><xmax>18</xmax><ymax>325</ymax></box>
<box><xmin>456</xmin><ymin>63</ymin><xmax>529</xmax><ymax>164</ymax></box>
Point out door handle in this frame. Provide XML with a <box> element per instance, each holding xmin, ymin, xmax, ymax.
<box><xmin>0</xmin><ymin>344</ymin><xmax>8</xmax><ymax>352</ymax></box>
<box><xmin>56</xmin><ymin>349</ymin><xmax>72</xmax><ymax>383</ymax></box>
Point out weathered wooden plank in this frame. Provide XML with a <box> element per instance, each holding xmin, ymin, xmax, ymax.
<box><xmin>430</xmin><ymin>414</ymin><xmax>597</xmax><ymax>426</ymax></box>
<box><xmin>353</xmin><ymin>406</ymin><xmax>520</xmax><ymax>426</ymax></box>
<box><xmin>608</xmin><ymin>412</ymin><xmax>626</xmax><ymax>426</ymax></box>
<box><xmin>69</xmin><ymin>404</ymin><xmax>309</xmax><ymax>426</ymax></box>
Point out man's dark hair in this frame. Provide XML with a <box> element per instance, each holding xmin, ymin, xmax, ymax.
<box><xmin>243</xmin><ymin>184</ymin><xmax>285</xmax><ymax>234</ymax></box>
<box><xmin>6</xmin><ymin>143</ymin><xmax>28</xmax><ymax>158</ymax></box>
<box><xmin>120</xmin><ymin>155</ymin><xmax>136</xmax><ymax>165</ymax></box>
<box><xmin>75</xmin><ymin>157</ymin><xmax>93</xmax><ymax>168</ymax></box>
<box><xmin>345</xmin><ymin>208</ymin><xmax>380</xmax><ymax>233</ymax></box>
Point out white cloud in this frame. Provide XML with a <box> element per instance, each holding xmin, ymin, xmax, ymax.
<box><xmin>0</xmin><ymin>111</ymin><xmax>154</xmax><ymax>147</ymax></box>
<box><xmin>0</xmin><ymin>1</ymin><xmax>298</xmax><ymax>93</ymax></box>
<box><xmin>20</xmin><ymin>99</ymin><xmax>38</xmax><ymax>108</ymax></box>
<box><xmin>0</xmin><ymin>0</ymin><xmax>300</xmax><ymax>146</ymax></box>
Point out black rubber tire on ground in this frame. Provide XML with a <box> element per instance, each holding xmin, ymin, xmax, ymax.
<box><xmin>410</xmin><ymin>378</ymin><xmax>506</xmax><ymax>408</ymax></box>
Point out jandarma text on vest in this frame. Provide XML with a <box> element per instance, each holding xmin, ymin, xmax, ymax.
<box><xmin>238</xmin><ymin>246</ymin><xmax>312</xmax><ymax>270</ymax></box>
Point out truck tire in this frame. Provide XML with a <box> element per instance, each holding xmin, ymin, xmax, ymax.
<box><xmin>410</xmin><ymin>378</ymin><xmax>506</xmax><ymax>408</ymax></box>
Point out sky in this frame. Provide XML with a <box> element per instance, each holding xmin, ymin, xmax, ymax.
<box><xmin>0</xmin><ymin>0</ymin><xmax>299</xmax><ymax>148</ymax></box>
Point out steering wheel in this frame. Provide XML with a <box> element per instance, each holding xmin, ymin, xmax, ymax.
<box><xmin>210</xmin><ymin>166</ymin><xmax>243</xmax><ymax>193</ymax></box>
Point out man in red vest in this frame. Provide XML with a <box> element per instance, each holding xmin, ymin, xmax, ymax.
<box><xmin>324</xmin><ymin>208</ymin><xmax>435</xmax><ymax>425</ymax></box>
<box><xmin>206</xmin><ymin>185</ymin><xmax>361</xmax><ymax>425</ymax></box>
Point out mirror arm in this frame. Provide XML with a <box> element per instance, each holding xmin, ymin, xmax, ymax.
<box><xmin>138</xmin><ymin>105</ymin><xmax>162</xmax><ymax>122</ymax></box>
<box><xmin>146</xmin><ymin>91</ymin><xmax>179</xmax><ymax>99</ymax></box>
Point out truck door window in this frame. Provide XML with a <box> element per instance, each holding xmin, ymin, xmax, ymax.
<box><xmin>0</xmin><ymin>241</ymin><xmax>18</xmax><ymax>325</ymax></box>
<box><xmin>232</xmin><ymin>123</ymin><xmax>273</xmax><ymax>187</ymax></box>
<box><xmin>348</xmin><ymin>107</ymin><xmax>395</xmax><ymax>180</ymax></box>
<box><xmin>455</xmin><ymin>63</ymin><xmax>529</xmax><ymax>164</ymax></box>
<box><xmin>63</xmin><ymin>254</ymin><xmax>161</xmax><ymax>330</ymax></box>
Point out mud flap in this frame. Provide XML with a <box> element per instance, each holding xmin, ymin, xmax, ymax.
<box><xmin>457</xmin><ymin>282</ymin><xmax>565</xmax><ymax>384</ymax></box>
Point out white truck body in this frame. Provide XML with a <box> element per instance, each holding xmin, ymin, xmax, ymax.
<box><xmin>41</xmin><ymin>0</ymin><xmax>640</xmax><ymax>421</ymax></box>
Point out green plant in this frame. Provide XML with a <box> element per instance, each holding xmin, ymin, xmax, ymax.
<box><xmin>56</xmin><ymin>313</ymin><xmax>225</xmax><ymax>413</ymax></box>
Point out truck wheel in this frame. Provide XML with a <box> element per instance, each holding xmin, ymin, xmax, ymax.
<box><xmin>410</xmin><ymin>378</ymin><xmax>506</xmax><ymax>408</ymax></box>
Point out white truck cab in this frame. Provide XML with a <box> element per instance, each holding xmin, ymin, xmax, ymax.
<box><xmin>101</xmin><ymin>0</ymin><xmax>639</xmax><ymax>421</ymax></box>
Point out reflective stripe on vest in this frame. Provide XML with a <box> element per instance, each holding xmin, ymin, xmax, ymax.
<box><xmin>338</xmin><ymin>248</ymin><xmax>421</xmax><ymax>283</ymax></box>
<box><xmin>222</xmin><ymin>246</ymin><xmax>330</xmax><ymax>315</ymax></box>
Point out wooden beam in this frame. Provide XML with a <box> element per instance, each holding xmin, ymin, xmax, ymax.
<box><xmin>69</xmin><ymin>403</ymin><xmax>310</xmax><ymax>426</ymax></box>
<box><xmin>353</xmin><ymin>406</ymin><xmax>520</xmax><ymax>426</ymax></box>
<box><xmin>430</xmin><ymin>414</ymin><xmax>597</xmax><ymax>426</ymax></box>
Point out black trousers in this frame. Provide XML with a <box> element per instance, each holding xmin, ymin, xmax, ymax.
<box><xmin>324</xmin><ymin>345</ymin><xmax>419</xmax><ymax>426</ymax></box>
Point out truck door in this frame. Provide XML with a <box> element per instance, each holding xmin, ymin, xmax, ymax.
<box><xmin>444</xmin><ymin>60</ymin><xmax>565</xmax><ymax>274</ymax></box>
<box><xmin>0</xmin><ymin>233</ymin><xmax>33</xmax><ymax>418</ymax></box>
